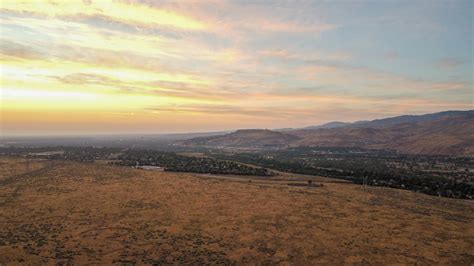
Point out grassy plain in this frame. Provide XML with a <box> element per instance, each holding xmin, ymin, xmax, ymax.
<box><xmin>0</xmin><ymin>156</ymin><xmax>472</xmax><ymax>264</ymax></box>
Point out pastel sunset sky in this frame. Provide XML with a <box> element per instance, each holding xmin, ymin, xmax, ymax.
<box><xmin>1</xmin><ymin>0</ymin><xmax>472</xmax><ymax>135</ymax></box>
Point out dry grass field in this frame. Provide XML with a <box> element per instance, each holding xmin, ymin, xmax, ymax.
<box><xmin>0</xmin><ymin>156</ymin><xmax>473</xmax><ymax>265</ymax></box>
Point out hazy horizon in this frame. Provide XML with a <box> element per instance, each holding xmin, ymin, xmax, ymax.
<box><xmin>1</xmin><ymin>108</ymin><xmax>472</xmax><ymax>138</ymax></box>
<box><xmin>1</xmin><ymin>0</ymin><xmax>473</xmax><ymax>136</ymax></box>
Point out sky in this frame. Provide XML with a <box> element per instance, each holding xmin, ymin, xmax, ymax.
<box><xmin>1</xmin><ymin>0</ymin><xmax>473</xmax><ymax>136</ymax></box>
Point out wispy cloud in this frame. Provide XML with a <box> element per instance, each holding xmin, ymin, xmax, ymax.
<box><xmin>1</xmin><ymin>0</ymin><xmax>207</xmax><ymax>31</ymax></box>
<box><xmin>300</xmin><ymin>63</ymin><xmax>468</xmax><ymax>95</ymax></box>
<box><xmin>437</xmin><ymin>58</ymin><xmax>465</xmax><ymax>69</ymax></box>
<box><xmin>1</xmin><ymin>0</ymin><xmax>472</xmax><ymax>134</ymax></box>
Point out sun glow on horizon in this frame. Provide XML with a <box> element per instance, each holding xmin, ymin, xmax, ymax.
<box><xmin>1</xmin><ymin>0</ymin><xmax>472</xmax><ymax>135</ymax></box>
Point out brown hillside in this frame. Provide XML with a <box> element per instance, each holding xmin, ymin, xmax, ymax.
<box><xmin>180</xmin><ymin>111</ymin><xmax>474</xmax><ymax>156</ymax></box>
<box><xmin>179</xmin><ymin>129</ymin><xmax>300</xmax><ymax>148</ymax></box>
<box><xmin>0</xmin><ymin>157</ymin><xmax>473</xmax><ymax>264</ymax></box>
<box><xmin>293</xmin><ymin>114</ymin><xmax>474</xmax><ymax>155</ymax></box>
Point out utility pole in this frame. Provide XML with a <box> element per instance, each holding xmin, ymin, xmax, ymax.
<box><xmin>362</xmin><ymin>175</ymin><xmax>368</xmax><ymax>190</ymax></box>
<box><xmin>26</xmin><ymin>155</ymin><xmax>30</xmax><ymax>172</ymax></box>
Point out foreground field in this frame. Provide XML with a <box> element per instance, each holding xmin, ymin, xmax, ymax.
<box><xmin>0</xmin><ymin>157</ymin><xmax>473</xmax><ymax>264</ymax></box>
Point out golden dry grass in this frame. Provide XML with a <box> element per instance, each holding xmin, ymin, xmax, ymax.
<box><xmin>0</xmin><ymin>157</ymin><xmax>473</xmax><ymax>265</ymax></box>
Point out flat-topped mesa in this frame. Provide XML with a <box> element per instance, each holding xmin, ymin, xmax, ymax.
<box><xmin>230</xmin><ymin>128</ymin><xmax>296</xmax><ymax>137</ymax></box>
<box><xmin>233</xmin><ymin>129</ymin><xmax>273</xmax><ymax>133</ymax></box>
<box><xmin>179</xmin><ymin>129</ymin><xmax>300</xmax><ymax>148</ymax></box>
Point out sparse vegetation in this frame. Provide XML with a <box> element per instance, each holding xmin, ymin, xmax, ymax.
<box><xmin>1</xmin><ymin>146</ymin><xmax>472</xmax><ymax>198</ymax></box>
<box><xmin>116</xmin><ymin>149</ymin><xmax>273</xmax><ymax>176</ymax></box>
<box><xmin>0</xmin><ymin>157</ymin><xmax>473</xmax><ymax>264</ymax></box>
<box><xmin>210</xmin><ymin>147</ymin><xmax>474</xmax><ymax>199</ymax></box>
<box><xmin>0</xmin><ymin>147</ymin><xmax>273</xmax><ymax>177</ymax></box>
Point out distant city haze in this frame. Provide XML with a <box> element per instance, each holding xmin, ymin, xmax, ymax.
<box><xmin>1</xmin><ymin>1</ymin><xmax>472</xmax><ymax>135</ymax></box>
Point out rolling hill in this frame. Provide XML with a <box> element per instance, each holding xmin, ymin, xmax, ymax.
<box><xmin>179</xmin><ymin>129</ymin><xmax>300</xmax><ymax>148</ymax></box>
<box><xmin>179</xmin><ymin>110</ymin><xmax>474</xmax><ymax>156</ymax></box>
<box><xmin>292</xmin><ymin>113</ymin><xmax>474</xmax><ymax>155</ymax></box>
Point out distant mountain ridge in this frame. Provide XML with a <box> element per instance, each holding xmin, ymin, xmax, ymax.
<box><xmin>348</xmin><ymin>110</ymin><xmax>473</xmax><ymax>128</ymax></box>
<box><xmin>179</xmin><ymin>110</ymin><xmax>474</xmax><ymax>156</ymax></box>
<box><xmin>303</xmin><ymin>110</ymin><xmax>474</xmax><ymax>130</ymax></box>
<box><xmin>291</xmin><ymin>113</ymin><xmax>474</xmax><ymax>156</ymax></box>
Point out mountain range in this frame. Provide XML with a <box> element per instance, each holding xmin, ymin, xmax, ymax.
<box><xmin>178</xmin><ymin>110</ymin><xmax>474</xmax><ymax>156</ymax></box>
